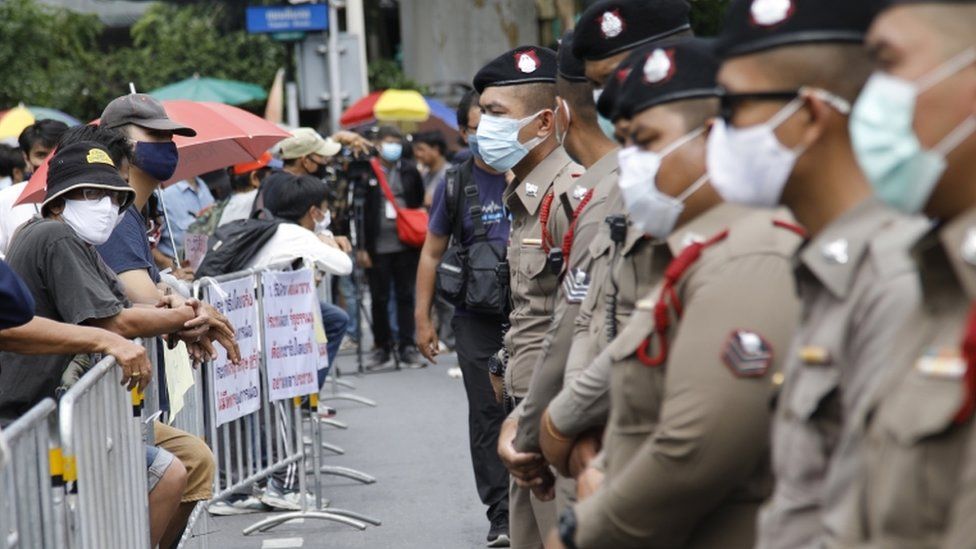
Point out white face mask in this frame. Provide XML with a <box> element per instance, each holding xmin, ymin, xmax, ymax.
<box><xmin>706</xmin><ymin>98</ymin><xmax>806</xmax><ymax>208</ymax></box>
<box><xmin>708</xmin><ymin>89</ymin><xmax>851</xmax><ymax>208</ymax></box>
<box><xmin>617</xmin><ymin>127</ymin><xmax>709</xmax><ymax>239</ymax></box>
<box><xmin>476</xmin><ymin>110</ymin><xmax>550</xmax><ymax>173</ymax></box>
<box><xmin>62</xmin><ymin>196</ymin><xmax>122</xmax><ymax>246</ymax></box>
<box><xmin>314</xmin><ymin>208</ymin><xmax>332</xmax><ymax>234</ymax></box>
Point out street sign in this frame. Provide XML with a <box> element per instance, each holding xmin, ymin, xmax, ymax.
<box><xmin>246</xmin><ymin>5</ymin><xmax>328</xmax><ymax>34</ymax></box>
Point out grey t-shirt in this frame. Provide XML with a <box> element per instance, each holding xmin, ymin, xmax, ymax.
<box><xmin>0</xmin><ymin>218</ymin><xmax>130</xmax><ymax>420</ymax></box>
<box><xmin>376</xmin><ymin>165</ymin><xmax>407</xmax><ymax>255</ymax></box>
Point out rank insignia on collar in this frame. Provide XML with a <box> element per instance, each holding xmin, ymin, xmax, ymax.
<box><xmin>961</xmin><ymin>228</ymin><xmax>976</xmax><ymax>266</ymax></box>
<box><xmin>916</xmin><ymin>347</ymin><xmax>966</xmax><ymax>379</ymax></box>
<box><xmin>572</xmin><ymin>186</ymin><xmax>588</xmax><ymax>200</ymax></box>
<box><xmin>822</xmin><ymin>238</ymin><xmax>849</xmax><ymax>265</ymax></box>
<box><xmin>525</xmin><ymin>183</ymin><xmax>539</xmax><ymax>197</ymax></box>
<box><xmin>723</xmin><ymin>330</ymin><xmax>773</xmax><ymax>378</ymax></box>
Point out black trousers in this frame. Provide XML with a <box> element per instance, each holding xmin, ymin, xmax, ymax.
<box><xmin>453</xmin><ymin>313</ymin><xmax>510</xmax><ymax>523</ymax></box>
<box><xmin>366</xmin><ymin>249</ymin><xmax>419</xmax><ymax>349</ymax></box>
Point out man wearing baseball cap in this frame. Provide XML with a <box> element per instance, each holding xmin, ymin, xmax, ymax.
<box><xmin>280</xmin><ymin>127</ymin><xmax>341</xmax><ymax>179</ymax></box>
<box><xmin>98</xmin><ymin>93</ymin><xmax>238</xmax><ymax>545</ymax></box>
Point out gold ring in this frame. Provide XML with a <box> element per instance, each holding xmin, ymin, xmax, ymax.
<box><xmin>132</xmin><ymin>372</ymin><xmax>142</xmax><ymax>377</ymax></box>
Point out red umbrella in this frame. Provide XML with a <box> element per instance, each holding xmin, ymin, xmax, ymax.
<box><xmin>16</xmin><ymin>100</ymin><xmax>290</xmax><ymax>205</ymax></box>
<box><xmin>339</xmin><ymin>91</ymin><xmax>383</xmax><ymax>127</ymax></box>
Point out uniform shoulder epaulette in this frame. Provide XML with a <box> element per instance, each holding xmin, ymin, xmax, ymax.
<box><xmin>868</xmin><ymin>216</ymin><xmax>930</xmax><ymax>280</ymax></box>
<box><xmin>723</xmin><ymin>209</ymin><xmax>805</xmax><ymax>260</ymax></box>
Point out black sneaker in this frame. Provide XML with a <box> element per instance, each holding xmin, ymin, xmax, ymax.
<box><xmin>399</xmin><ymin>345</ymin><xmax>425</xmax><ymax>368</ymax></box>
<box><xmin>366</xmin><ymin>348</ymin><xmax>391</xmax><ymax>369</ymax></box>
<box><xmin>487</xmin><ymin>515</ymin><xmax>510</xmax><ymax>547</ymax></box>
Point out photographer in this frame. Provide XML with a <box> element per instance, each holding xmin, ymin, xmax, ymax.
<box><xmin>360</xmin><ymin>126</ymin><xmax>425</xmax><ymax>368</ymax></box>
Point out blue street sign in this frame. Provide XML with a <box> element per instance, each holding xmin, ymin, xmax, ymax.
<box><xmin>246</xmin><ymin>5</ymin><xmax>328</xmax><ymax>34</ymax></box>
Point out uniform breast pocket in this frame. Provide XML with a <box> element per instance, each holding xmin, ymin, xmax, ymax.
<box><xmin>870</xmin><ymin>370</ymin><xmax>968</xmax><ymax>535</ymax></box>
<box><xmin>609</xmin><ymin>310</ymin><xmax>663</xmax><ymax>431</ymax></box>
<box><xmin>519</xmin><ymin>248</ymin><xmax>558</xmax><ymax>301</ymax></box>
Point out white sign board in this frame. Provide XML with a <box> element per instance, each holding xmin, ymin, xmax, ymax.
<box><xmin>262</xmin><ymin>269</ymin><xmax>319</xmax><ymax>401</ymax></box>
<box><xmin>206</xmin><ymin>275</ymin><xmax>262</xmax><ymax>426</ymax></box>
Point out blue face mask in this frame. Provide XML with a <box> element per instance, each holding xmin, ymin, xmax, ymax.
<box><xmin>134</xmin><ymin>141</ymin><xmax>179</xmax><ymax>182</ymax></box>
<box><xmin>379</xmin><ymin>142</ymin><xmax>403</xmax><ymax>163</ymax></box>
<box><xmin>476</xmin><ymin>110</ymin><xmax>550</xmax><ymax>173</ymax></box>
<box><xmin>851</xmin><ymin>47</ymin><xmax>976</xmax><ymax>214</ymax></box>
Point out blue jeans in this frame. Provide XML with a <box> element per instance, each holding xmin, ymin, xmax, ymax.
<box><xmin>319</xmin><ymin>301</ymin><xmax>349</xmax><ymax>387</ymax></box>
<box><xmin>338</xmin><ymin>274</ymin><xmax>360</xmax><ymax>341</ymax></box>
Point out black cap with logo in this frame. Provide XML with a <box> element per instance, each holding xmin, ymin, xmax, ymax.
<box><xmin>572</xmin><ymin>0</ymin><xmax>691</xmax><ymax>61</ymax></box>
<box><xmin>473</xmin><ymin>46</ymin><xmax>559</xmax><ymax>93</ymax></box>
<box><xmin>43</xmin><ymin>141</ymin><xmax>135</xmax><ymax>213</ymax></box>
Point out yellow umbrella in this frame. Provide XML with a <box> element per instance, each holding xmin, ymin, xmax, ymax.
<box><xmin>374</xmin><ymin>89</ymin><xmax>430</xmax><ymax>122</ymax></box>
<box><xmin>0</xmin><ymin>106</ymin><xmax>36</xmax><ymax>140</ymax></box>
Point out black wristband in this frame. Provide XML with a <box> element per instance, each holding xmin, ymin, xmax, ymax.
<box><xmin>558</xmin><ymin>507</ymin><xmax>578</xmax><ymax>549</ymax></box>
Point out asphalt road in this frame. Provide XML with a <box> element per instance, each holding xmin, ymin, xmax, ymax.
<box><xmin>188</xmin><ymin>350</ymin><xmax>491</xmax><ymax>549</ymax></box>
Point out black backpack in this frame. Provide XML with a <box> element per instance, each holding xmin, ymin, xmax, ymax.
<box><xmin>195</xmin><ymin>212</ymin><xmax>281</xmax><ymax>278</ymax></box>
<box><xmin>436</xmin><ymin>160</ymin><xmax>510</xmax><ymax>316</ymax></box>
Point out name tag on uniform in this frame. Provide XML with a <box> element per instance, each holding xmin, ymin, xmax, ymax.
<box><xmin>915</xmin><ymin>348</ymin><xmax>966</xmax><ymax>379</ymax></box>
<box><xmin>799</xmin><ymin>346</ymin><xmax>832</xmax><ymax>366</ymax></box>
<box><xmin>385</xmin><ymin>201</ymin><xmax>397</xmax><ymax>219</ymax></box>
<box><xmin>521</xmin><ymin>238</ymin><xmax>543</xmax><ymax>247</ymax></box>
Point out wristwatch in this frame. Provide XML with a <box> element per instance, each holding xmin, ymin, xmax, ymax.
<box><xmin>558</xmin><ymin>507</ymin><xmax>578</xmax><ymax>549</ymax></box>
<box><xmin>488</xmin><ymin>350</ymin><xmax>506</xmax><ymax>377</ymax></box>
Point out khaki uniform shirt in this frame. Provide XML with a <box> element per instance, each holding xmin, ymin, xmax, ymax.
<box><xmin>514</xmin><ymin>150</ymin><xmax>619</xmax><ymax>453</ymax></box>
<box><xmin>835</xmin><ymin>208</ymin><xmax>976</xmax><ymax>549</ymax></box>
<box><xmin>758</xmin><ymin>199</ymin><xmax>926</xmax><ymax>549</ymax></box>
<box><xmin>503</xmin><ymin>147</ymin><xmax>583</xmax><ymax>398</ymax></box>
<box><xmin>543</xmin><ymin>182</ymin><xmax>671</xmax><ymax>435</ymax></box>
<box><xmin>569</xmin><ymin>204</ymin><xmax>802</xmax><ymax>549</ymax></box>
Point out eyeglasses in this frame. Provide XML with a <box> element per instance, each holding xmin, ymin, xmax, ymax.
<box><xmin>718</xmin><ymin>87</ymin><xmax>852</xmax><ymax>124</ymax></box>
<box><xmin>80</xmin><ymin>187</ymin><xmax>128</xmax><ymax>206</ymax></box>
<box><xmin>718</xmin><ymin>88</ymin><xmax>800</xmax><ymax>124</ymax></box>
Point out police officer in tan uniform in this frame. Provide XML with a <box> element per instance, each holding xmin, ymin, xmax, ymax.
<box><xmin>472</xmin><ymin>46</ymin><xmax>584</xmax><ymax>549</ymax></box>
<box><xmin>497</xmin><ymin>29</ymin><xmax>618</xmax><ymax>514</ymax></box>
<box><xmin>546</xmin><ymin>37</ymin><xmax>804</xmax><ymax>549</ymax></box>
<box><xmin>707</xmin><ymin>2</ymin><xmax>930</xmax><ymax>547</ymax></box>
<box><xmin>521</xmin><ymin>0</ymin><xmax>697</xmax><ymax>484</ymax></box>
<box><xmin>829</xmin><ymin>1</ymin><xmax>976</xmax><ymax>546</ymax></box>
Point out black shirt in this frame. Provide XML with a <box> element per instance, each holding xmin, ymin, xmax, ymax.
<box><xmin>0</xmin><ymin>219</ymin><xmax>130</xmax><ymax>420</ymax></box>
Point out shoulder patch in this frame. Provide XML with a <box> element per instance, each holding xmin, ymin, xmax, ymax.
<box><xmin>722</xmin><ymin>330</ymin><xmax>773</xmax><ymax>378</ymax></box>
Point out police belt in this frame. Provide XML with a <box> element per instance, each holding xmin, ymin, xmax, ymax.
<box><xmin>504</xmin><ymin>395</ymin><xmax>523</xmax><ymax>415</ymax></box>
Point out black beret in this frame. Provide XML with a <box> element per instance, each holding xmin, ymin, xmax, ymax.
<box><xmin>573</xmin><ymin>0</ymin><xmax>691</xmax><ymax>61</ymax></box>
<box><xmin>885</xmin><ymin>0</ymin><xmax>975</xmax><ymax>5</ymax></box>
<box><xmin>596</xmin><ymin>47</ymin><xmax>647</xmax><ymax>121</ymax></box>
<box><xmin>617</xmin><ymin>38</ymin><xmax>720</xmax><ymax>119</ymax></box>
<box><xmin>43</xmin><ymin>141</ymin><xmax>135</xmax><ymax>212</ymax></box>
<box><xmin>716</xmin><ymin>0</ymin><xmax>877</xmax><ymax>59</ymax></box>
<box><xmin>558</xmin><ymin>30</ymin><xmax>588</xmax><ymax>83</ymax></box>
<box><xmin>473</xmin><ymin>46</ymin><xmax>558</xmax><ymax>93</ymax></box>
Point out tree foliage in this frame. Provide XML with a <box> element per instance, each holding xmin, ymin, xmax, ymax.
<box><xmin>689</xmin><ymin>0</ymin><xmax>732</xmax><ymax>37</ymax></box>
<box><xmin>0</xmin><ymin>0</ymin><xmax>285</xmax><ymax>121</ymax></box>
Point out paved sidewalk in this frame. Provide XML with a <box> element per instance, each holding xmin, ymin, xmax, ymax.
<box><xmin>194</xmin><ymin>351</ymin><xmax>491</xmax><ymax>548</ymax></box>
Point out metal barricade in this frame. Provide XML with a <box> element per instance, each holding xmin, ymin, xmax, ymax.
<box><xmin>0</xmin><ymin>399</ymin><xmax>65</xmax><ymax>549</ymax></box>
<box><xmin>59</xmin><ymin>356</ymin><xmax>150</xmax><ymax>549</ymax></box>
<box><xmin>196</xmin><ymin>264</ymin><xmax>373</xmax><ymax>535</ymax></box>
